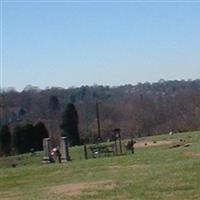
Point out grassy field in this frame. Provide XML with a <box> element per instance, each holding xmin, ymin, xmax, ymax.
<box><xmin>0</xmin><ymin>131</ymin><xmax>200</xmax><ymax>200</ymax></box>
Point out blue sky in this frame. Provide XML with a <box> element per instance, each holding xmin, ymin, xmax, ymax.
<box><xmin>1</xmin><ymin>1</ymin><xmax>200</xmax><ymax>91</ymax></box>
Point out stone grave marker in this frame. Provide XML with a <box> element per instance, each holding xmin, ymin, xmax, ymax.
<box><xmin>42</xmin><ymin>138</ymin><xmax>52</xmax><ymax>163</ymax></box>
<box><xmin>60</xmin><ymin>137</ymin><xmax>70</xmax><ymax>162</ymax></box>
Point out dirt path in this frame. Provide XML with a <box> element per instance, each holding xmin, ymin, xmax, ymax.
<box><xmin>49</xmin><ymin>180</ymin><xmax>114</xmax><ymax>196</ymax></box>
<box><xmin>135</xmin><ymin>140</ymin><xmax>173</xmax><ymax>148</ymax></box>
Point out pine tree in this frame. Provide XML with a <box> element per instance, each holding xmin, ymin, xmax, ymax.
<box><xmin>0</xmin><ymin>124</ymin><xmax>11</xmax><ymax>156</ymax></box>
<box><xmin>13</xmin><ymin>123</ymin><xmax>35</xmax><ymax>154</ymax></box>
<box><xmin>60</xmin><ymin>103</ymin><xmax>80</xmax><ymax>146</ymax></box>
<box><xmin>13</xmin><ymin>125</ymin><xmax>22</xmax><ymax>154</ymax></box>
<box><xmin>34</xmin><ymin>121</ymin><xmax>49</xmax><ymax>150</ymax></box>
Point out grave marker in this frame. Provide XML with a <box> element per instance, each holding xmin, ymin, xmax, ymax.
<box><xmin>42</xmin><ymin>138</ymin><xmax>52</xmax><ymax>163</ymax></box>
<box><xmin>60</xmin><ymin>137</ymin><xmax>70</xmax><ymax>162</ymax></box>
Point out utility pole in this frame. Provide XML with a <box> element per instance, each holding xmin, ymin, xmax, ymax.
<box><xmin>96</xmin><ymin>102</ymin><xmax>101</xmax><ymax>140</ymax></box>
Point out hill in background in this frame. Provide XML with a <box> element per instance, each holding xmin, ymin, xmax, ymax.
<box><xmin>1</xmin><ymin>79</ymin><xmax>200</xmax><ymax>141</ymax></box>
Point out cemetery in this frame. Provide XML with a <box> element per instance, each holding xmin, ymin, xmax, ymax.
<box><xmin>0</xmin><ymin>97</ymin><xmax>199</xmax><ymax>200</ymax></box>
<box><xmin>0</xmin><ymin>131</ymin><xmax>199</xmax><ymax>200</ymax></box>
<box><xmin>0</xmin><ymin>102</ymin><xmax>200</xmax><ymax>200</ymax></box>
<box><xmin>1</xmin><ymin>1</ymin><xmax>200</xmax><ymax>199</ymax></box>
<box><xmin>42</xmin><ymin>128</ymin><xmax>135</xmax><ymax>163</ymax></box>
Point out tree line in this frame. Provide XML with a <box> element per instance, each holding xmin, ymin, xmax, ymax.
<box><xmin>0</xmin><ymin>103</ymin><xmax>80</xmax><ymax>156</ymax></box>
<box><xmin>1</xmin><ymin>79</ymin><xmax>200</xmax><ymax>143</ymax></box>
<box><xmin>0</xmin><ymin>121</ymin><xmax>48</xmax><ymax>156</ymax></box>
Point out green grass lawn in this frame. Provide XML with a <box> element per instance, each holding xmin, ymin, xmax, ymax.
<box><xmin>0</xmin><ymin>131</ymin><xmax>200</xmax><ymax>200</ymax></box>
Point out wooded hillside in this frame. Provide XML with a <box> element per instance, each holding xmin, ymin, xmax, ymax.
<box><xmin>1</xmin><ymin>79</ymin><xmax>200</xmax><ymax>142</ymax></box>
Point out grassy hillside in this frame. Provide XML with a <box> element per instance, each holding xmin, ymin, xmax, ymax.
<box><xmin>0</xmin><ymin>131</ymin><xmax>200</xmax><ymax>200</ymax></box>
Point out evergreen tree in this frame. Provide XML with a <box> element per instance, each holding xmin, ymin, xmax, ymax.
<box><xmin>0</xmin><ymin>125</ymin><xmax>11</xmax><ymax>156</ymax></box>
<box><xmin>13</xmin><ymin>123</ymin><xmax>35</xmax><ymax>154</ymax></box>
<box><xmin>34</xmin><ymin>121</ymin><xmax>49</xmax><ymax>150</ymax></box>
<box><xmin>13</xmin><ymin>125</ymin><xmax>22</xmax><ymax>154</ymax></box>
<box><xmin>23</xmin><ymin>123</ymin><xmax>35</xmax><ymax>151</ymax></box>
<box><xmin>60</xmin><ymin>103</ymin><xmax>80</xmax><ymax>146</ymax></box>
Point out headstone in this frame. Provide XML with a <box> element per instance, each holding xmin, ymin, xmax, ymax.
<box><xmin>42</xmin><ymin>138</ymin><xmax>52</xmax><ymax>163</ymax></box>
<box><xmin>60</xmin><ymin>137</ymin><xmax>70</xmax><ymax>162</ymax></box>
